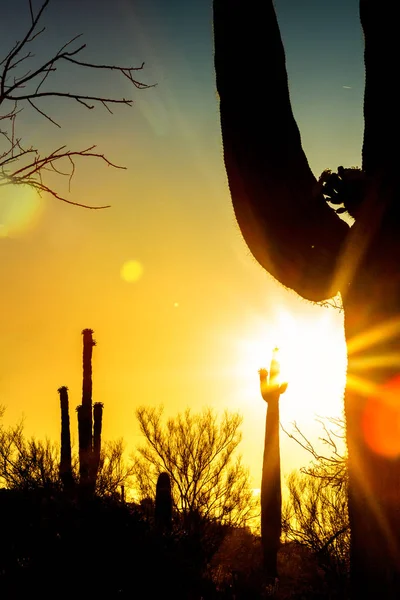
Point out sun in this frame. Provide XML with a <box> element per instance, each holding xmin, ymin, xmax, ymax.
<box><xmin>233</xmin><ymin>304</ymin><xmax>347</xmax><ymax>422</ymax></box>
<box><xmin>0</xmin><ymin>184</ymin><xmax>43</xmax><ymax>237</ymax></box>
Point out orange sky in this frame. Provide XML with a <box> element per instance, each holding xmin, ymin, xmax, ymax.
<box><xmin>0</xmin><ymin>0</ymin><xmax>361</xmax><ymax>491</ymax></box>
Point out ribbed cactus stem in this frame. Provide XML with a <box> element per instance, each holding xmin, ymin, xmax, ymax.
<box><xmin>58</xmin><ymin>386</ymin><xmax>73</xmax><ymax>491</ymax></box>
<box><xmin>82</xmin><ymin>328</ymin><xmax>95</xmax><ymax>410</ymax></box>
<box><xmin>155</xmin><ymin>472</ymin><xmax>172</xmax><ymax>532</ymax></box>
<box><xmin>259</xmin><ymin>348</ymin><xmax>287</xmax><ymax>584</ymax></box>
<box><xmin>77</xmin><ymin>404</ymin><xmax>91</xmax><ymax>487</ymax></box>
<box><xmin>93</xmin><ymin>402</ymin><xmax>103</xmax><ymax>484</ymax></box>
<box><xmin>77</xmin><ymin>328</ymin><xmax>97</xmax><ymax>495</ymax></box>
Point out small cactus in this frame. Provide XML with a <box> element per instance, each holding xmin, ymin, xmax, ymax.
<box><xmin>155</xmin><ymin>472</ymin><xmax>172</xmax><ymax>532</ymax></box>
<box><xmin>58</xmin><ymin>386</ymin><xmax>74</xmax><ymax>493</ymax></box>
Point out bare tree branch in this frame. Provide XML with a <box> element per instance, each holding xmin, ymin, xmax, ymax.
<box><xmin>0</xmin><ymin>0</ymin><xmax>153</xmax><ymax>209</ymax></box>
<box><xmin>133</xmin><ymin>406</ymin><xmax>256</xmax><ymax>527</ymax></box>
<box><xmin>282</xmin><ymin>416</ymin><xmax>348</xmax><ymax>492</ymax></box>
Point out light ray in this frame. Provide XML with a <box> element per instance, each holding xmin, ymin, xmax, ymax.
<box><xmin>349</xmin><ymin>353</ymin><xmax>400</xmax><ymax>371</ymax></box>
<box><xmin>347</xmin><ymin>315</ymin><xmax>400</xmax><ymax>356</ymax></box>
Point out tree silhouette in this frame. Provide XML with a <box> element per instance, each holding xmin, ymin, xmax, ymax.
<box><xmin>0</xmin><ymin>409</ymin><xmax>133</xmax><ymax>497</ymax></box>
<box><xmin>0</xmin><ymin>0</ymin><xmax>152</xmax><ymax>208</ymax></box>
<box><xmin>134</xmin><ymin>406</ymin><xmax>256</xmax><ymax>528</ymax></box>
<box><xmin>282</xmin><ymin>418</ymin><xmax>350</xmax><ymax>593</ymax></box>
<box><xmin>213</xmin><ymin>2</ymin><xmax>400</xmax><ymax>596</ymax></box>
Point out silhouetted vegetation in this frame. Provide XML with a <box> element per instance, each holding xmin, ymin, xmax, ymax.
<box><xmin>282</xmin><ymin>418</ymin><xmax>349</xmax><ymax>597</ymax></box>
<box><xmin>1</xmin><ymin>331</ymin><xmax>351</xmax><ymax>599</ymax></box>
<box><xmin>259</xmin><ymin>351</ymin><xmax>287</xmax><ymax>588</ymax></box>
<box><xmin>0</xmin><ymin>413</ymin><xmax>134</xmax><ymax>497</ymax></box>
<box><xmin>214</xmin><ymin>1</ymin><xmax>400</xmax><ymax>596</ymax></box>
<box><xmin>133</xmin><ymin>405</ymin><xmax>257</xmax><ymax>528</ymax></box>
<box><xmin>0</xmin><ymin>408</ymin><xmax>351</xmax><ymax>599</ymax></box>
<box><xmin>155</xmin><ymin>471</ymin><xmax>173</xmax><ymax>532</ymax></box>
<box><xmin>0</xmin><ymin>0</ymin><xmax>151</xmax><ymax>209</ymax></box>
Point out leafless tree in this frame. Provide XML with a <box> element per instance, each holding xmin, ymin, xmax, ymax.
<box><xmin>0</xmin><ymin>0</ymin><xmax>152</xmax><ymax>208</ymax></box>
<box><xmin>133</xmin><ymin>406</ymin><xmax>257</xmax><ymax>527</ymax></box>
<box><xmin>282</xmin><ymin>417</ymin><xmax>348</xmax><ymax>492</ymax></box>
<box><xmin>282</xmin><ymin>418</ymin><xmax>349</xmax><ymax>589</ymax></box>
<box><xmin>0</xmin><ymin>419</ymin><xmax>61</xmax><ymax>490</ymax></box>
<box><xmin>282</xmin><ymin>471</ymin><xmax>350</xmax><ymax>590</ymax></box>
<box><xmin>0</xmin><ymin>412</ymin><xmax>134</xmax><ymax>497</ymax></box>
<box><xmin>95</xmin><ymin>438</ymin><xmax>135</xmax><ymax>498</ymax></box>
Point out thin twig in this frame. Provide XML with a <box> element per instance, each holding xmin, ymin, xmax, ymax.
<box><xmin>0</xmin><ymin>0</ymin><xmax>152</xmax><ymax>209</ymax></box>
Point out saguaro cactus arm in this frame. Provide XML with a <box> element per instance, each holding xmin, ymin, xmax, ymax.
<box><xmin>213</xmin><ymin>0</ymin><xmax>349</xmax><ymax>302</ymax></box>
<box><xmin>58</xmin><ymin>385</ymin><xmax>74</xmax><ymax>491</ymax></box>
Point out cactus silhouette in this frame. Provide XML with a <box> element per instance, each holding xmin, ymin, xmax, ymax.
<box><xmin>93</xmin><ymin>401</ymin><xmax>103</xmax><ymax>484</ymax></box>
<box><xmin>213</xmin><ymin>2</ymin><xmax>400</xmax><ymax>596</ymax></box>
<box><xmin>155</xmin><ymin>472</ymin><xmax>172</xmax><ymax>532</ymax></box>
<box><xmin>79</xmin><ymin>329</ymin><xmax>95</xmax><ymax>486</ymax></box>
<box><xmin>75</xmin><ymin>329</ymin><xmax>103</xmax><ymax>497</ymax></box>
<box><xmin>59</xmin><ymin>330</ymin><xmax>103</xmax><ymax>499</ymax></box>
<box><xmin>58</xmin><ymin>385</ymin><xmax>74</xmax><ymax>493</ymax></box>
<box><xmin>259</xmin><ymin>349</ymin><xmax>287</xmax><ymax>585</ymax></box>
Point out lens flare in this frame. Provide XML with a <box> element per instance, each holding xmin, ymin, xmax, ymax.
<box><xmin>0</xmin><ymin>184</ymin><xmax>43</xmax><ymax>237</ymax></box>
<box><xmin>362</xmin><ymin>375</ymin><xmax>400</xmax><ymax>458</ymax></box>
<box><xmin>120</xmin><ymin>260</ymin><xmax>143</xmax><ymax>283</ymax></box>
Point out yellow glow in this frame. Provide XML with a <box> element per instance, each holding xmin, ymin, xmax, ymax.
<box><xmin>233</xmin><ymin>306</ymin><xmax>347</xmax><ymax>419</ymax></box>
<box><xmin>120</xmin><ymin>259</ymin><xmax>143</xmax><ymax>283</ymax></box>
<box><xmin>347</xmin><ymin>315</ymin><xmax>400</xmax><ymax>356</ymax></box>
<box><xmin>346</xmin><ymin>373</ymin><xmax>378</xmax><ymax>397</ymax></box>
<box><xmin>0</xmin><ymin>184</ymin><xmax>43</xmax><ymax>237</ymax></box>
<box><xmin>345</xmin><ymin>316</ymin><xmax>400</xmax><ymax>458</ymax></box>
<box><xmin>362</xmin><ymin>376</ymin><xmax>400</xmax><ymax>458</ymax></box>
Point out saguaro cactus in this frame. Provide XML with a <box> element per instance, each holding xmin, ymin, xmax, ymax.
<box><xmin>213</xmin><ymin>2</ymin><xmax>400</xmax><ymax>596</ymax></box>
<box><xmin>259</xmin><ymin>349</ymin><xmax>287</xmax><ymax>586</ymax></box>
<box><xmin>79</xmin><ymin>329</ymin><xmax>95</xmax><ymax>484</ymax></box>
<box><xmin>155</xmin><ymin>472</ymin><xmax>172</xmax><ymax>532</ymax></box>
<box><xmin>93</xmin><ymin>401</ymin><xmax>104</xmax><ymax>484</ymax></box>
<box><xmin>58</xmin><ymin>385</ymin><xmax>74</xmax><ymax>492</ymax></box>
<box><xmin>59</xmin><ymin>329</ymin><xmax>103</xmax><ymax>499</ymax></box>
<box><xmin>77</xmin><ymin>329</ymin><xmax>102</xmax><ymax>496</ymax></box>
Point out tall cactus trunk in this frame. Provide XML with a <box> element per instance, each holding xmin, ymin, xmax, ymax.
<box><xmin>58</xmin><ymin>386</ymin><xmax>74</xmax><ymax>493</ymax></box>
<box><xmin>77</xmin><ymin>404</ymin><xmax>92</xmax><ymax>489</ymax></box>
<box><xmin>78</xmin><ymin>328</ymin><xmax>98</xmax><ymax>496</ymax></box>
<box><xmin>58</xmin><ymin>329</ymin><xmax>102</xmax><ymax>501</ymax></box>
<box><xmin>155</xmin><ymin>472</ymin><xmax>172</xmax><ymax>532</ymax></box>
<box><xmin>259</xmin><ymin>350</ymin><xmax>287</xmax><ymax>586</ymax></box>
<box><xmin>82</xmin><ymin>328</ymin><xmax>95</xmax><ymax>410</ymax></box>
<box><xmin>92</xmin><ymin>402</ymin><xmax>103</xmax><ymax>487</ymax></box>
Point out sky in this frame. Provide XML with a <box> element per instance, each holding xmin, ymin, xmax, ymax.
<box><xmin>0</xmin><ymin>0</ymin><xmax>364</xmax><ymax>491</ymax></box>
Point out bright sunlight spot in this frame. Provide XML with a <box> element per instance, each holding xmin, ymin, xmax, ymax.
<box><xmin>120</xmin><ymin>259</ymin><xmax>143</xmax><ymax>283</ymax></box>
<box><xmin>234</xmin><ymin>305</ymin><xmax>347</xmax><ymax>422</ymax></box>
<box><xmin>0</xmin><ymin>184</ymin><xmax>43</xmax><ymax>238</ymax></box>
